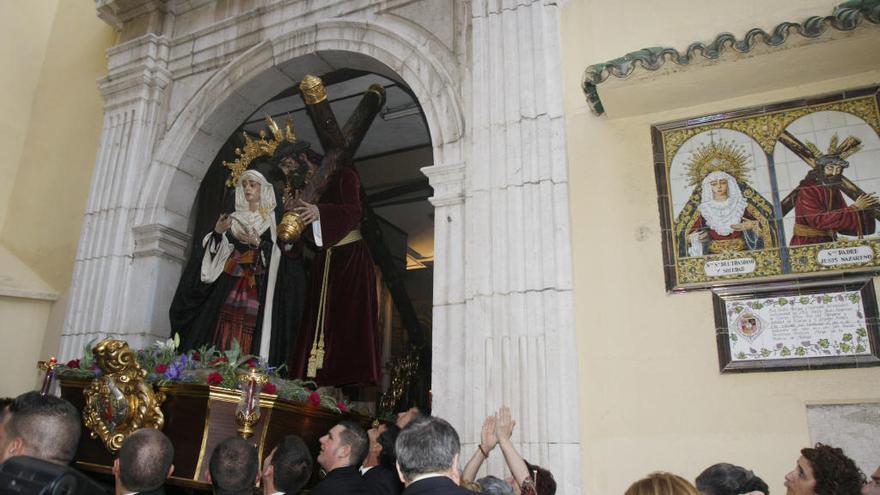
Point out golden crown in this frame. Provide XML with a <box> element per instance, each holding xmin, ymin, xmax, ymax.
<box><xmin>685</xmin><ymin>138</ymin><xmax>751</xmax><ymax>187</ymax></box>
<box><xmin>805</xmin><ymin>133</ymin><xmax>862</xmax><ymax>161</ymax></box>
<box><xmin>223</xmin><ymin>115</ymin><xmax>297</xmax><ymax>187</ymax></box>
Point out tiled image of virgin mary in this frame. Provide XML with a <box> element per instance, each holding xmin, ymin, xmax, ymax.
<box><xmin>671</xmin><ymin>131</ymin><xmax>778</xmax><ymax>258</ymax></box>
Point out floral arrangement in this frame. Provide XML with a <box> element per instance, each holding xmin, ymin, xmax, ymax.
<box><xmin>57</xmin><ymin>334</ymin><xmax>351</xmax><ymax>414</ymax></box>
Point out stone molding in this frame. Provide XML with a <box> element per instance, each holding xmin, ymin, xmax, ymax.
<box><xmin>97</xmin><ymin>0</ymin><xmax>169</xmax><ymax>30</ymax></box>
<box><xmin>132</xmin><ymin>223</ymin><xmax>190</xmax><ymax>263</ymax></box>
<box><xmin>422</xmin><ymin>162</ymin><xmax>465</xmax><ymax>208</ymax></box>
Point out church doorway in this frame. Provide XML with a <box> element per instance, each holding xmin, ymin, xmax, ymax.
<box><xmin>187</xmin><ymin>62</ymin><xmax>434</xmax><ymax>417</ymax></box>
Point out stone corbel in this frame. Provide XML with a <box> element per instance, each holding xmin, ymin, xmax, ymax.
<box><xmin>421</xmin><ymin>162</ymin><xmax>465</xmax><ymax>208</ymax></box>
<box><xmin>132</xmin><ymin>223</ymin><xmax>190</xmax><ymax>264</ymax></box>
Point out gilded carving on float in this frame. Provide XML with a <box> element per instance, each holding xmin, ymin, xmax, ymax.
<box><xmin>82</xmin><ymin>339</ymin><xmax>165</xmax><ymax>454</ymax></box>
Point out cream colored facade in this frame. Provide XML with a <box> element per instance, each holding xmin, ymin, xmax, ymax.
<box><xmin>0</xmin><ymin>1</ymin><xmax>878</xmax><ymax>493</ymax></box>
<box><xmin>0</xmin><ymin>0</ymin><xmax>115</xmax><ymax>395</ymax></box>
<box><xmin>562</xmin><ymin>0</ymin><xmax>880</xmax><ymax>493</ymax></box>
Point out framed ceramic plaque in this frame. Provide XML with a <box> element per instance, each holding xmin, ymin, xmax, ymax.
<box><xmin>712</xmin><ymin>278</ymin><xmax>880</xmax><ymax>372</ymax></box>
<box><xmin>653</xmin><ymin>86</ymin><xmax>880</xmax><ymax>291</ymax></box>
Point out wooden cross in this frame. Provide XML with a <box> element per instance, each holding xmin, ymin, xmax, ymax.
<box><xmin>777</xmin><ymin>130</ymin><xmax>880</xmax><ymax>222</ymax></box>
<box><xmin>297</xmin><ymin>75</ymin><xmax>386</xmax><ymax>202</ymax></box>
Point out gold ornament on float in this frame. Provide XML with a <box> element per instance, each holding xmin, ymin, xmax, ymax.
<box><xmin>82</xmin><ymin>339</ymin><xmax>165</xmax><ymax>454</ymax></box>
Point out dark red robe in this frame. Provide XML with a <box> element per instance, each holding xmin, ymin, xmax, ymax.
<box><xmin>790</xmin><ymin>176</ymin><xmax>875</xmax><ymax>246</ymax></box>
<box><xmin>291</xmin><ymin>166</ymin><xmax>381</xmax><ymax>385</ymax></box>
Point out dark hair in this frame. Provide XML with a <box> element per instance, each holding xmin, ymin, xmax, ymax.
<box><xmin>271</xmin><ymin>435</ymin><xmax>313</xmax><ymax>494</ymax></box>
<box><xmin>395</xmin><ymin>416</ymin><xmax>460</xmax><ymax>482</ymax></box>
<box><xmin>271</xmin><ymin>140</ymin><xmax>320</xmax><ymax>167</ymax></box>
<box><xmin>695</xmin><ymin>463</ymin><xmax>768</xmax><ymax>495</ymax></box>
<box><xmin>118</xmin><ymin>429</ymin><xmax>174</xmax><ymax>492</ymax></box>
<box><xmin>524</xmin><ymin>460</ymin><xmax>556</xmax><ymax>495</ymax></box>
<box><xmin>209</xmin><ymin>437</ymin><xmax>258</xmax><ymax>495</ymax></box>
<box><xmin>815</xmin><ymin>154</ymin><xmax>849</xmax><ymax>169</ymax></box>
<box><xmin>377</xmin><ymin>424</ymin><xmax>401</xmax><ymax>469</ymax></box>
<box><xmin>338</xmin><ymin>420</ymin><xmax>369</xmax><ymax>467</ymax></box>
<box><xmin>801</xmin><ymin>443</ymin><xmax>865</xmax><ymax>495</ymax></box>
<box><xmin>8</xmin><ymin>392</ymin><xmax>81</xmax><ymax>464</ymax></box>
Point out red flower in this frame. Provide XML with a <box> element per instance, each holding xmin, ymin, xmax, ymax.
<box><xmin>247</xmin><ymin>358</ymin><xmax>258</xmax><ymax>368</ymax></box>
<box><xmin>307</xmin><ymin>391</ymin><xmax>321</xmax><ymax>407</ymax></box>
<box><xmin>191</xmin><ymin>351</ymin><xmax>201</xmax><ymax>361</ymax></box>
<box><xmin>263</xmin><ymin>382</ymin><xmax>277</xmax><ymax>394</ymax></box>
<box><xmin>207</xmin><ymin>372</ymin><xmax>223</xmax><ymax>385</ymax></box>
<box><xmin>154</xmin><ymin>364</ymin><xmax>168</xmax><ymax>374</ymax></box>
<box><xmin>66</xmin><ymin>359</ymin><xmax>80</xmax><ymax>369</ymax></box>
<box><xmin>336</xmin><ymin>400</ymin><xmax>348</xmax><ymax>412</ymax></box>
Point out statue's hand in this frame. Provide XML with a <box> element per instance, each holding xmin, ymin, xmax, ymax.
<box><xmin>293</xmin><ymin>199</ymin><xmax>320</xmax><ymax>225</ymax></box>
<box><xmin>214</xmin><ymin>214</ymin><xmax>232</xmax><ymax>234</ymax></box>
<box><xmin>731</xmin><ymin>219</ymin><xmax>757</xmax><ymax>231</ymax></box>
<box><xmin>852</xmin><ymin>193</ymin><xmax>879</xmax><ymax>211</ymax></box>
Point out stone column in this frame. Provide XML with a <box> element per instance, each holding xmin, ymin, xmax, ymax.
<box><xmin>449</xmin><ymin>0</ymin><xmax>583</xmax><ymax>491</ymax></box>
<box><xmin>59</xmin><ymin>30</ymin><xmax>174</xmax><ymax>358</ymax></box>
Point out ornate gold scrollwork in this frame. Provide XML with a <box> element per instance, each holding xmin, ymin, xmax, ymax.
<box><xmin>82</xmin><ymin>339</ymin><xmax>165</xmax><ymax>454</ymax></box>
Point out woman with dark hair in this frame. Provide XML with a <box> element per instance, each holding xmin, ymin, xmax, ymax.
<box><xmin>695</xmin><ymin>463</ymin><xmax>768</xmax><ymax>495</ymax></box>
<box><xmin>784</xmin><ymin>443</ymin><xmax>865</xmax><ymax>495</ymax></box>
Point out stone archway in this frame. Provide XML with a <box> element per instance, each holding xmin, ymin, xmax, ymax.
<box><xmin>60</xmin><ymin>16</ymin><xmax>465</xmax><ymax>358</ymax></box>
<box><xmin>63</xmin><ymin>2</ymin><xmax>581</xmax><ymax>491</ymax></box>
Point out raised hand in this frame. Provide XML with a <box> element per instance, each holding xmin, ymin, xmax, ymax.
<box><xmin>495</xmin><ymin>405</ymin><xmax>516</xmax><ymax>441</ymax></box>
<box><xmin>480</xmin><ymin>415</ymin><xmax>498</xmax><ymax>453</ymax></box>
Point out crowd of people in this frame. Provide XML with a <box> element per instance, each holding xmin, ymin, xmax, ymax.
<box><xmin>0</xmin><ymin>390</ymin><xmax>878</xmax><ymax>495</ymax></box>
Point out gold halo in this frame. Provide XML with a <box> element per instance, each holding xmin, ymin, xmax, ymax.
<box><xmin>685</xmin><ymin>138</ymin><xmax>751</xmax><ymax>187</ymax></box>
<box><xmin>223</xmin><ymin>115</ymin><xmax>297</xmax><ymax>188</ymax></box>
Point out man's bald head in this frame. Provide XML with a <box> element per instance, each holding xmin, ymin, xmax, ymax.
<box><xmin>4</xmin><ymin>392</ymin><xmax>81</xmax><ymax>464</ymax></box>
<box><xmin>117</xmin><ymin>429</ymin><xmax>174</xmax><ymax>492</ymax></box>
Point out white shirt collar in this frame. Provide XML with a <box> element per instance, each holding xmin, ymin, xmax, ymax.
<box><xmin>360</xmin><ymin>465</ymin><xmax>375</xmax><ymax>475</ymax></box>
<box><xmin>411</xmin><ymin>473</ymin><xmax>448</xmax><ymax>483</ymax></box>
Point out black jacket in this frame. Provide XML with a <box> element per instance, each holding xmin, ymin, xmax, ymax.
<box><xmin>363</xmin><ymin>466</ymin><xmax>402</xmax><ymax>495</ymax></box>
<box><xmin>312</xmin><ymin>465</ymin><xmax>370</xmax><ymax>495</ymax></box>
<box><xmin>402</xmin><ymin>476</ymin><xmax>472</xmax><ymax>495</ymax></box>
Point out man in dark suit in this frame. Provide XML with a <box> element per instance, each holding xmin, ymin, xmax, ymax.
<box><xmin>0</xmin><ymin>391</ymin><xmax>80</xmax><ymax>465</ymax></box>
<box><xmin>395</xmin><ymin>416</ymin><xmax>471</xmax><ymax>495</ymax></box>
<box><xmin>362</xmin><ymin>423</ymin><xmax>402</xmax><ymax>495</ymax></box>
<box><xmin>312</xmin><ymin>420</ymin><xmax>370</xmax><ymax>495</ymax></box>
<box><xmin>261</xmin><ymin>434</ymin><xmax>312</xmax><ymax>495</ymax></box>
<box><xmin>113</xmin><ymin>429</ymin><xmax>174</xmax><ymax>495</ymax></box>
